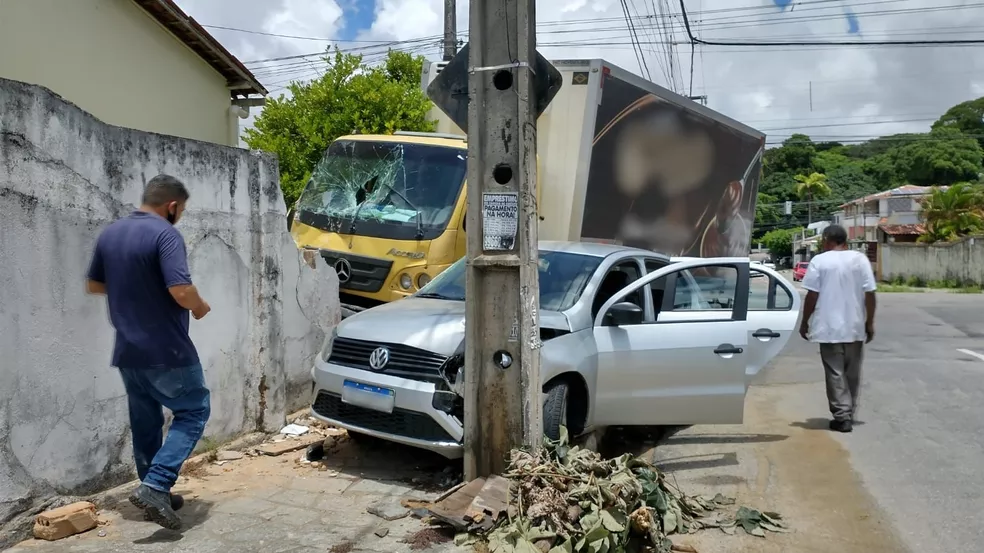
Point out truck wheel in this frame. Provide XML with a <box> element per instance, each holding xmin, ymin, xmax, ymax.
<box><xmin>542</xmin><ymin>381</ymin><xmax>570</xmax><ymax>441</ymax></box>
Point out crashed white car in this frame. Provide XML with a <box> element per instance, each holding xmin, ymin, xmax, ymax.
<box><xmin>309</xmin><ymin>241</ymin><xmax>800</xmax><ymax>458</ymax></box>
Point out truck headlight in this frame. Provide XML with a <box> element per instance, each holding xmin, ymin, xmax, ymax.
<box><xmin>417</xmin><ymin>273</ymin><xmax>432</xmax><ymax>289</ymax></box>
<box><xmin>320</xmin><ymin>327</ymin><xmax>338</xmax><ymax>362</ymax></box>
<box><xmin>399</xmin><ymin>272</ymin><xmax>413</xmax><ymax>290</ymax></box>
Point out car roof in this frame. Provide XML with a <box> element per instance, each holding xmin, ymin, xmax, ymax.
<box><xmin>538</xmin><ymin>240</ymin><xmax>669</xmax><ymax>260</ymax></box>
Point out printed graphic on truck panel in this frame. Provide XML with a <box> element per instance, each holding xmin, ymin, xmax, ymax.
<box><xmin>580</xmin><ymin>71</ymin><xmax>764</xmax><ymax>258</ymax></box>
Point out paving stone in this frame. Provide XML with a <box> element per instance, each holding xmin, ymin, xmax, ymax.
<box><xmin>367</xmin><ymin>499</ymin><xmax>410</xmax><ymax>521</ymax></box>
<box><xmin>344</xmin><ymin>479</ymin><xmax>415</xmax><ymax>497</ymax></box>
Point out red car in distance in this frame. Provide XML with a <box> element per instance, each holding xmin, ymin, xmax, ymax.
<box><xmin>793</xmin><ymin>261</ymin><xmax>810</xmax><ymax>281</ymax></box>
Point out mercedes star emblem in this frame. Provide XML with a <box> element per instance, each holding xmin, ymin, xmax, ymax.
<box><xmin>368</xmin><ymin>347</ymin><xmax>391</xmax><ymax>371</ymax></box>
<box><xmin>334</xmin><ymin>258</ymin><xmax>352</xmax><ymax>283</ymax></box>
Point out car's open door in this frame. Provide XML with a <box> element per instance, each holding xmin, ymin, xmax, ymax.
<box><xmin>745</xmin><ymin>264</ymin><xmax>801</xmax><ymax>382</ymax></box>
<box><xmin>591</xmin><ymin>258</ymin><xmax>751</xmax><ymax>427</ymax></box>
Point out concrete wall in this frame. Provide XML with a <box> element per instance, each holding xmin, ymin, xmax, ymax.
<box><xmin>0</xmin><ymin>78</ymin><xmax>338</xmax><ymax>537</ymax></box>
<box><xmin>881</xmin><ymin>236</ymin><xmax>984</xmax><ymax>285</ymax></box>
<box><xmin>0</xmin><ymin>0</ymin><xmax>238</xmax><ymax>146</ymax></box>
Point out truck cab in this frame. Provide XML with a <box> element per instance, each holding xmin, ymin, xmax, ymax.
<box><xmin>290</xmin><ymin>132</ymin><xmax>469</xmax><ymax>316</ymax></box>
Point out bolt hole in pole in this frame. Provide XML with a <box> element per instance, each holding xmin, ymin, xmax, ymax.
<box><xmin>492</xmin><ymin>164</ymin><xmax>513</xmax><ymax>184</ymax></box>
<box><xmin>492</xmin><ymin>69</ymin><xmax>514</xmax><ymax>91</ymax></box>
<box><xmin>493</xmin><ymin>350</ymin><xmax>513</xmax><ymax>370</ymax></box>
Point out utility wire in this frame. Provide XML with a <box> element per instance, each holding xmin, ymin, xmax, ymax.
<box><xmin>677</xmin><ymin>0</ymin><xmax>984</xmax><ymax>47</ymax></box>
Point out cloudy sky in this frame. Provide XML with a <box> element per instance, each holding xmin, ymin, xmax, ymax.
<box><xmin>173</xmin><ymin>0</ymin><xmax>984</xmax><ymax>145</ymax></box>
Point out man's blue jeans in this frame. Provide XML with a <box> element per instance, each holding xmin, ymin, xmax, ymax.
<box><xmin>118</xmin><ymin>364</ymin><xmax>211</xmax><ymax>493</ymax></box>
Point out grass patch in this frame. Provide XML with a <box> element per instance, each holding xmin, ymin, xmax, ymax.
<box><xmin>955</xmin><ymin>286</ymin><xmax>983</xmax><ymax>294</ymax></box>
<box><xmin>877</xmin><ymin>284</ymin><xmax>924</xmax><ymax>293</ymax></box>
<box><xmin>196</xmin><ymin>436</ymin><xmax>221</xmax><ymax>462</ymax></box>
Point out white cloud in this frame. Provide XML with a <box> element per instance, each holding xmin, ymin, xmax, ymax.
<box><xmin>173</xmin><ymin>0</ymin><xmax>984</xmax><ymax>144</ymax></box>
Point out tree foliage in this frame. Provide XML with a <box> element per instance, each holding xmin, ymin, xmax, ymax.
<box><xmin>933</xmin><ymin>97</ymin><xmax>984</xmax><ymax>150</ymax></box>
<box><xmin>759</xmin><ymin>227</ymin><xmax>803</xmax><ymax>259</ymax></box>
<box><xmin>244</xmin><ymin>49</ymin><xmax>436</xmax><ymax>206</ymax></box>
<box><xmin>756</xmin><ymin>96</ymin><xmax>984</xmax><ymax>239</ymax></box>
<box><xmin>919</xmin><ymin>183</ymin><xmax>984</xmax><ymax>243</ymax></box>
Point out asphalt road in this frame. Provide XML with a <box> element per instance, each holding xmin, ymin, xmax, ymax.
<box><xmin>759</xmin><ymin>289</ymin><xmax>984</xmax><ymax>553</ymax></box>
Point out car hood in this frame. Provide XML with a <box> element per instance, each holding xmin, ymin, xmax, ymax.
<box><xmin>337</xmin><ymin>297</ymin><xmax>572</xmax><ymax>356</ymax></box>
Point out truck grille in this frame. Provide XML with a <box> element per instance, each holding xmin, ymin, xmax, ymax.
<box><xmin>312</xmin><ymin>391</ymin><xmax>456</xmax><ymax>443</ymax></box>
<box><xmin>328</xmin><ymin>337</ymin><xmax>447</xmax><ymax>384</ymax></box>
<box><xmin>319</xmin><ymin>251</ymin><xmax>392</xmax><ymax>293</ymax></box>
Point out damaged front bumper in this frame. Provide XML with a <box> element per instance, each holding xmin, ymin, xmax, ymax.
<box><xmin>309</xmin><ymin>356</ymin><xmax>465</xmax><ymax>459</ymax></box>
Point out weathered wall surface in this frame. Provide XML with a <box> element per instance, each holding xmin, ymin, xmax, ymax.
<box><xmin>881</xmin><ymin>236</ymin><xmax>984</xmax><ymax>285</ymax></box>
<box><xmin>0</xmin><ymin>78</ymin><xmax>337</xmax><ymax>539</ymax></box>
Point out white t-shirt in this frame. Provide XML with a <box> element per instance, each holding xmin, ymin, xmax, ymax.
<box><xmin>801</xmin><ymin>249</ymin><xmax>877</xmax><ymax>343</ymax></box>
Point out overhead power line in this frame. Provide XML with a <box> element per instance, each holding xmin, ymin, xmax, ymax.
<box><xmin>677</xmin><ymin>0</ymin><xmax>984</xmax><ymax>47</ymax></box>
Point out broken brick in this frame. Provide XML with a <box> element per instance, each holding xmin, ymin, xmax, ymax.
<box><xmin>33</xmin><ymin>502</ymin><xmax>98</xmax><ymax>541</ymax></box>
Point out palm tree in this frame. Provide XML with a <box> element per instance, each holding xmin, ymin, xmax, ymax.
<box><xmin>794</xmin><ymin>172</ymin><xmax>832</xmax><ymax>225</ymax></box>
<box><xmin>919</xmin><ymin>183</ymin><xmax>984</xmax><ymax>242</ymax></box>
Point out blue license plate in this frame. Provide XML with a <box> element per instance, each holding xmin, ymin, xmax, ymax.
<box><xmin>343</xmin><ymin>380</ymin><xmax>394</xmax><ymax>397</ymax></box>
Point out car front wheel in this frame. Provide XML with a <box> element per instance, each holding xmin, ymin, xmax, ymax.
<box><xmin>542</xmin><ymin>380</ymin><xmax>570</xmax><ymax>441</ymax></box>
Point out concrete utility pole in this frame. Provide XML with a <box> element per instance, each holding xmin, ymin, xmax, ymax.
<box><xmin>462</xmin><ymin>0</ymin><xmax>542</xmax><ymax>479</ymax></box>
<box><xmin>443</xmin><ymin>0</ymin><xmax>457</xmax><ymax>61</ymax></box>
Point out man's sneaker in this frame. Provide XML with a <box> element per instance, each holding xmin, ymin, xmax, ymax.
<box><xmin>130</xmin><ymin>485</ymin><xmax>182</xmax><ymax>530</ymax></box>
<box><xmin>143</xmin><ymin>494</ymin><xmax>183</xmax><ymax>522</ymax></box>
<box><xmin>829</xmin><ymin>419</ymin><xmax>853</xmax><ymax>433</ymax></box>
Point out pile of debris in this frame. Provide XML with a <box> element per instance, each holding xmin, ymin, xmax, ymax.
<box><xmin>418</xmin><ymin>428</ymin><xmax>787</xmax><ymax>553</ymax></box>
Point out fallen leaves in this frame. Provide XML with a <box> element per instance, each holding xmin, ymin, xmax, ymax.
<box><xmin>437</xmin><ymin>427</ymin><xmax>789</xmax><ymax>553</ymax></box>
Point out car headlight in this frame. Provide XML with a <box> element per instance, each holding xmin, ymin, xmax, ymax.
<box><xmin>417</xmin><ymin>273</ymin><xmax>432</xmax><ymax>289</ymax></box>
<box><xmin>399</xmin><ymin>272</ymin><xmax>413</xmax><ymax>290</ymax></box>
<box><xmin>319</xmin><ymin>327</ymin><xmax>338</xmax><ymax>362</ymax></box>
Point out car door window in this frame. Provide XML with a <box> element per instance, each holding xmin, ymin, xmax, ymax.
<box><xmin>749</xmin><ymin>268</ymin><xmax>794</xmax><ymax>311</ymax></box>
<box><xmin>591</xmin><ymin>261</ymin><xmax>643</xmax><ymax>319</ymax></box>
<box><xmin>672</xmin><ymin>268</ymin><xmax>739</xmax><ymax>312</ymax></box>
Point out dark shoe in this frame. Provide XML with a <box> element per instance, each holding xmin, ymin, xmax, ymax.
<box><xmin>143</xmin><ymin>494</ymin><xmax>183</xmax><ymax>521</ymax></box>
<box><xmin>130</xmin><ymin>485</ymin><xmax>182</xmax><ymax>530</ymax></box>
<box><xmin>829</xmin><ymin>419</ymin><xmax>853</xmax><ymax>433</ymax></box>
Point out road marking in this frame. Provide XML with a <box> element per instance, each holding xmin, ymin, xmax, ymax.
<box><xmin>957</xmin><ymin>348</ymin><xmax>984</xmax><ymax>362</ymax></box>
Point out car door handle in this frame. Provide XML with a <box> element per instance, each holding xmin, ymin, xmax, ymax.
<box><xmin>714</xmin><ymin>344</ymin><xmax>743</xmax><ymax>355</ymax></box>
<box><xmin>752</xmin><ymin>329</ymin><xmax>781</xmax><ymax>339</ymax></box>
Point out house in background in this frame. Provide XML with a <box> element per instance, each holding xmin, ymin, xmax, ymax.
<box><xmin>0</xmin><ymin>0</ymin><xmax>266</xmax><ymax>147</ymax></box>
<box><xmin>792</xmin><ymin>221</ymin><xmax>831</xmax><ymax>264</ymax></box>
<box><xmin>830</xmin><ymin>184</ymin><xmax>938</xmax><ymax>263</ymax></box>
<box><xmin>830</xmin><ymin>184</ymin><xmax>941</xmax><ymax>280</ymax></box>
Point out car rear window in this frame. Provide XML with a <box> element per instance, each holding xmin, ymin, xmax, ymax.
<box><xmin>797</xmin><ymin>262</ymin><xmax>809</xmax><ymax>269</ymax></box>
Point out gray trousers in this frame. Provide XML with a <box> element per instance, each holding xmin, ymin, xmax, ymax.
<box><xmin>819</xmin><ymin>342</ymin><xmax>865</xmax><ymax>422</ymax></box>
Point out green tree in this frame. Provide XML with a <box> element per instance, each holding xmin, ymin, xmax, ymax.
<box><xmin>760</xmin><ymin>227</ymin><xmax>804</xmax><ymax>259</ymax></box>
<box><xmin>890</xmin><ymin>127</ymin><xmax>983</xmax><ymax>186</ymax></box>
<box><xmin>919</xmin><ymin>183</ymin><xmax>984</xmax><ymax>242</ymax></box>
<box><xmin>754</xmin><ymin>192</ymin><xmax>782</xmax><ymax>235</ymax></box>
<box><xmin>764</xmin><ymin>134</ymin><xmax>817</xmax><ymax>178</ymax></box>
<box><xmin>933</xmin><ymin>96</ymin><xmax>984</xmax><ymax>150</ymax></box>
<box><xmin>794</xmin><ymin>172</ymin><xmax>831</xmax><ymax>224</ymax></box>
<box><xmin>244</xmin><ymin>49</ymin><xmax>436</xmax><ymax>205</ymax></box>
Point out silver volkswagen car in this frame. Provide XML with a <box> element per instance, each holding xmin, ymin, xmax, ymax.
<box><xmin>309</xmin><ymin>241</ymin><xmax>800</xmax><ymax>458</ymax></box>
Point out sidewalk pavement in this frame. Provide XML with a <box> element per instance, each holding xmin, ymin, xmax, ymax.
<box><xmin>9</xmin><ymin>430</ymin><xmax>468</xmax><ymax>553</ymax></box>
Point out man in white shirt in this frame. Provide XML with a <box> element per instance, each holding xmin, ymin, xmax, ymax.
<box><xmin>799</xmin><ymin>224</ymin><xmax>877</xmax><ymax>433</ymax></box>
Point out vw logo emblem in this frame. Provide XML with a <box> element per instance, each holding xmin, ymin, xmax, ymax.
<box><xmin>334</xmin><ymin>258</ymin><xmax>352</xmax><ymax>283</ymax></box>
<box><xmin>368</xmin><ymin>347</ymin><xmax>390</xmax><ymax>371</ymax></box>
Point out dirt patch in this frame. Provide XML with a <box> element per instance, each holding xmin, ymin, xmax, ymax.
<box><xmin>329</xmin><ymin>542</ymin><xmax>354</xmax><ymax>553</ymax></box>
<box><xmin>645</xmin><ymin>384</ymin><xmax>911</xmax><ymax>553</ymax></box>
<box><xmin>403</xmin><ymin>527</ymin><xmax>454</xmax><ymax>550</ymax></box>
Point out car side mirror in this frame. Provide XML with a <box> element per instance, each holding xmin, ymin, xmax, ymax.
<box><xmin>605</xmin><ymin>301</ymin><xmax>644</xmax><ymax>326</ymax></box>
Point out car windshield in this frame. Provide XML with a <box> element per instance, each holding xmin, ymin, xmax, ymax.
<box><xmin>415</xmin><ymin>251</ymin><xmax>602</xmax><ymax>311</ymax></box>
<box><xmin>295</xmin><ymin>139</ymin><xmax>467</xmax><ymax>236</ymax></box>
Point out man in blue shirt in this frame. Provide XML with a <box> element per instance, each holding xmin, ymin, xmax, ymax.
<box><xmin>86</xmin><ymin>174</ymin><xmax>211</xmax><ymax>530</ymax></box>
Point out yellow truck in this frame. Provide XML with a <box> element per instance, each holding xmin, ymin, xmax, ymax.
<box><xmin>290</xmin><ymin>59</ymin><xmax>765</xmax><ymax>318</ymax></box>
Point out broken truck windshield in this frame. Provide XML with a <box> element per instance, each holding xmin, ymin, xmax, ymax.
<box><xmin>295</xmin><ymin>140</ymin><xmax>468</xmax><ymax>241</ymax></box>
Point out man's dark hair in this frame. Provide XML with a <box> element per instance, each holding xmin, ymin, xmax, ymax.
<box><xmin>142</xmin><ymin>174</ymin><xmax>190</xmax><ymax>207</ymax></box>
<box><xmin>822</xmin><ymin>224</ymin><xmax>848</xmax><ymax>246</ymax></box>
